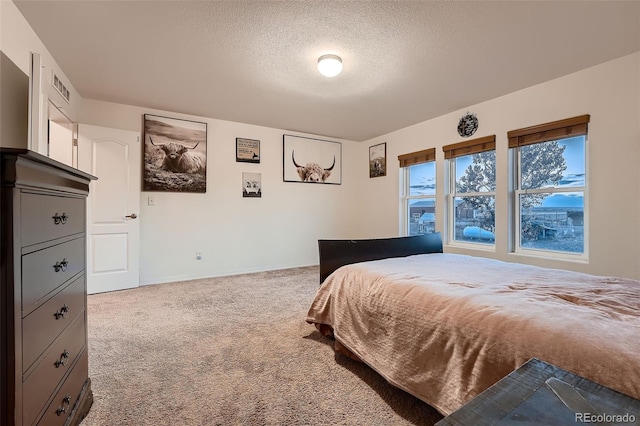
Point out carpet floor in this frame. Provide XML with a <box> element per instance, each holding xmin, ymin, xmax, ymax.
<box><xmin>80</xmin><ymin>266</ymin><xmax>443</xmax><ymax>425</ymax></box>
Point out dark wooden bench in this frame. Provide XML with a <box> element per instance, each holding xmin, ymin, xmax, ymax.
<box><xmin>436</xmin><ymin>358</ymin><xmax>640</xmax><ymax>425</ymax></box>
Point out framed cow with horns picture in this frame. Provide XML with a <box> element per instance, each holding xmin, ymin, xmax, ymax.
<box><xmin>283</xmin><ymin>134</ymin><xmax>342</xmax><ymax>185</ymax></box>
<box><xmin>143</xmin><ymin>114</ymin><xmax>207</xmax><ymax>192</ymax></box>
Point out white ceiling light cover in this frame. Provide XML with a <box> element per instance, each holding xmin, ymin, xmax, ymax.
<box><xmin>317</xmin><ymin>54</ymin><xmax>343</xmax><ymax>77</ymax></box>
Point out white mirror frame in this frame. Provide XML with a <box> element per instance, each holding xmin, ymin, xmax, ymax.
<box><xmin>28</xmin><ymin>52</ymin><xmax>48</xmax><ymax>155</ymax></box>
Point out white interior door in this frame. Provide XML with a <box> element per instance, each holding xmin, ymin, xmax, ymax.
<box><xmin>78</xmin><ymin>124</ymin><xmax>140</xmax><ymax>294</ymax></box>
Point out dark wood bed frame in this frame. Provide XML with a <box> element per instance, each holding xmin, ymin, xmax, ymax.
<box><xmin>318</xmin><ymin>233</ymin><xmax>443</xmax><ymax>284</ymax></box>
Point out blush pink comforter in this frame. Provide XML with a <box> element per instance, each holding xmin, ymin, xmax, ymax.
<box><xmin>306</xmin><ymin>254</ymin><xmax>640</xmax><ymax>415</ymax></box>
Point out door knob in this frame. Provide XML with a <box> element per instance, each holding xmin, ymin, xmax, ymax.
<box><xmin>126</xmin><ymin>213</ymin><xmax>138</xmax><ymax>219</ymax></box>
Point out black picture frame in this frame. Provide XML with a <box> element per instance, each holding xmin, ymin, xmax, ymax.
<box><xmin>283</xmin><ymin>134</ymin><xmax>342</xmax><ymax>184</ymax></box>
<box><xmin>236</xmin><ymin>138</ymin><xmax>260</xmax><ymax>163</ymax></box>
<box><xmin>143</xmin><ymin>114</ymin><xmax>207</xmax><ymax>193</ymax></box>
<box><xmin>369</xmin><ymin>142</ymin><xmax>386</xmax><ymax>178</ymax></box>
<box><xmin>242</xmin><ymin>172</ymin><xmax>262</xmax><ymax>198</ymax></box>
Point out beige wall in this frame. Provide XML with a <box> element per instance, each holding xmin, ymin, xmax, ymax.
<box><xmin>358</xmin><ymin>53</ymin><xmax>640</xmax><ymax>279</ymax></box>
<box><xmin>2</xmin><ymin>1</ymin><xmax>363</xmax><ymax>285</ymax></box>
<box><xmin>4</xmin><ymin>0</ymin><xmax>640</xmax><ymax>281</ymax></box>
<box><xmin>0</xmin><ymin>51</ymin><xmax>28</xmax><ymax>148</ymax></box>
<box><xmin>80</xmin><ymin>100</ymin><xmax>360</xmax><ymax>284</ymax></box>
<box><xmin>0</xmin><ymin>1</ymin><xmax>79</xmax><ymax>119</ymax></box>
<box><xmin>0</xmin><ymin>0</ymin><xmax>80</xmax><ymax>152</ymax></box>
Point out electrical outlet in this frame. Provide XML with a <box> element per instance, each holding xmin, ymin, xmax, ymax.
<box><xmin>148</xmin><ymin>196</ymin><xmax>155</xmax><ymax>206</ymax></box>
<box><xmin>196</xmin><ymin>251</ymin><xmax>202</xmax><ymax>260</ymax></box>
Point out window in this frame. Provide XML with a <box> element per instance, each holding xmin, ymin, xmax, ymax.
<box><xmin>399</xmin><ymin>148</ymin><xmax>436</xmax><ymax>236</ymax></box>
<box><xmin>509</xmin><ymin>115</ymin><xmax>589</xmax><ymax>257</ymax></box>
<box><xmin>443</xmin><ymin>135</ymin><xmax>496</xmax><ymax>246</ymax></box>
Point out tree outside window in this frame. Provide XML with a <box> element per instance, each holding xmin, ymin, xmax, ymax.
<box><xmin>517</xmin><ymin>137</ymin><xmax>585</xmax><ymax>254</ymax></box>
<box><xmin>452</xmin><ymin>151</ymin><xmax>496</xmax><ymax>245</ymax></box>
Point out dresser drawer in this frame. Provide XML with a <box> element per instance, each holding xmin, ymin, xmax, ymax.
<box><xmin>2</xmin><ymin>150</ymin><xmax>94</xmax><ymax>425</ymax></box>
<box><xmin>31</xmin><ymin>349</ymin><xmax>89</xmax><ymax>426</ymax></box>
<box><xmin>22</xmin><ymin>314</ymin><xmax>86</xmax><ymax>426</ymax></box>
<box><xmin>22</xmin><ymin>237</ymin><xmax>85</xmax><ymax>313</ymax></box>
<box><xmin>22</xmin><ymin>275</ymin><xmax>85</xmax><ymax>373</ymax></box>
<box><xmin>21</xmin><ymin>192</ymin><xmax>85</xmax><ymax>247</ymax></box>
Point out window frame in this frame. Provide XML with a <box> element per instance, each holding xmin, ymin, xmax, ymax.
<box><xmin>398</xmin><ymin>148</ymin><xmax>436</xmax><ymax>236</ymax></box>
<box><xmin>443</xmin><ymin>135</ymin><xmax>497</xmax><ymax>249</ymax></box>
<box><xmin>447</xmin><ymin>151</ymin><xmax>497</xmax><ymax>250</ymax></box>
<box><xmin>509</xmin><ymin>115</ymin><xmax>589</xmax><ymax>260</ymax></box>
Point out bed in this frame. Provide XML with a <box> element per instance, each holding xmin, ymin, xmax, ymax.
<box><xmin>306</xmin><ymin>233</ymin><xmax>640</xmax><ymax>415</ymax></box>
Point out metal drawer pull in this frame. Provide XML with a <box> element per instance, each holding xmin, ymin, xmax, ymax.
<box><xmin>54</xmin><ymin>304</ymin><xmax>70</xmax><ymax>319</ymax></box>
<box><xmin>54</xmin><ymin>349</ymin><xmax>70</xmax><ymax>368</ymax></box>
<box><xmin>53</xmin><ymin>258</ymin><xmax>68</xmax><ymax>272</ymax></box>
<box><xmin>52</xmin><ymin>212</ymin><xmax>68</xmax><ymax>225</ymax></box>
<box><xmin>56</xmin><ymin>396</ymin><xmax>72</xmax><ymax>416</ymax></box>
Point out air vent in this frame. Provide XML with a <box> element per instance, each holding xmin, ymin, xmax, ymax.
<box><xmin>52</xmin><ymin>71</ymin><xmax>71</xmax><ymax>103</ymax></box>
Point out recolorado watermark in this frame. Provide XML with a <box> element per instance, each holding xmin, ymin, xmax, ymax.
<box><xmin>575</xmin><ymin>412</ymin><xmax>636</xmax><ymax>423</ymax></box>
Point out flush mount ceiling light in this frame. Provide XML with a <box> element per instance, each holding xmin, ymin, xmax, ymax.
<box><xmin>317</xmin><ymin>54</ymin><xmax>343</xmax><ymax>77</ymax></box>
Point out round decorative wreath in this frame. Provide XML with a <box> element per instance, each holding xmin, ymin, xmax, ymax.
<box><xmin>457</xmin><ymin>112</ymin><xmax>478</xmax><ymax>137</ymax></box>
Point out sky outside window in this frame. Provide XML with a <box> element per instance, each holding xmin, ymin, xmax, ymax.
<box><xmin>409</xmin><ymin>162</ymin><xmax>435</xmax><ymax>196</ymax></box>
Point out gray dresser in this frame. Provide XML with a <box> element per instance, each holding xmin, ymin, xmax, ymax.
<box><xmin>1</xmin><ymin>149</ymin><xmax>95</xmax><ymax>425</ymax></box>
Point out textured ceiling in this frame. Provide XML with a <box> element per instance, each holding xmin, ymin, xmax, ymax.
<box><xmin>14</xmin><ymin>1</ymin><xmax>640</xmax><ymax>142</ymax></box>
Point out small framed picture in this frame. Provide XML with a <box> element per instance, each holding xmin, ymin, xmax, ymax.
<box><xmin>242</xmin><ymin>172</ymin><xmax>262</xmax><ymax>198</ymax></box>
<box><xmin>236</xmin><ymin>138</ymin><xmax>260</xmax><ymax>163</ymax></box>
<box><xmin>369</xmin><ymin>142</ymin><xmax>386</xmax><ymax>178</ymax></box>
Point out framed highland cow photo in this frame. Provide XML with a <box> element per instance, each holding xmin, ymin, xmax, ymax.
<box><xmin>369</xmin><ymin>142</ymin><xmax>386</xmax><ymax>178</ymax></box>
<box><xmin>283</xmin><ymin>134</ymin><xmax>341</xmax><ymax>184</ymax></box>
<box><xmin>143</xmin><ymin>114</ymin><xmax>207</xmax><ymax>192</ymax></box>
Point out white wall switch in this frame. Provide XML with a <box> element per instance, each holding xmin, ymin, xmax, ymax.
<box><xmin>148</xmin><ymin>196</ymin><xmax>155</xmax><ymax>206</ymax></box>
